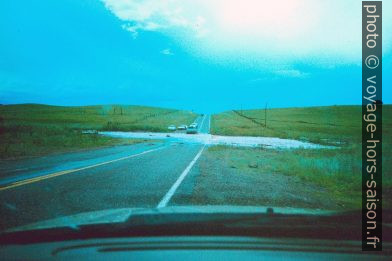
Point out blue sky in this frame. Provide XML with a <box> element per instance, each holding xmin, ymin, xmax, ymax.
<box><xmin>0</xmin><ymin>0</ymin><xmax>391</xmax><ymax>113</ymax></box>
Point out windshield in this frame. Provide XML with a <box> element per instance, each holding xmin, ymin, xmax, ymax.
<box><xmin>0</xmin><ymin>0</ymin><xmax>390</xmax><ymax>247</ymax></box>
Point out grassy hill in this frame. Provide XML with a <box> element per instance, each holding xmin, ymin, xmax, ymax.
<box><xmin>211</xmin><ymin>105</ymin><xmax>392</xmax><ymax>145</ymax></box>
<box><xmin>211</xmin><ymin>105</ymin><xmax>392</xmax><ymax>209</ymax></box>
<box><xmin>0</xmin><ymin>104</ymin><xmax>197</xmax><ymax>159</ymax></box>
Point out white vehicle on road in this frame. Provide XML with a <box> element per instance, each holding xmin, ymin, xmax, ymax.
<box><xmin>186</xmin><ymin>126</ymin><xmax>198</xmax><ymax>134</ymax></box>
<box><xmin>189</xmin><ymin>123</ymin><xmax>198</xmax><ymax>128</ymax></box>
<box><xmin>177</xmin><ymin>125</ymin><xmax>188</xmax><ymax>130</ymax></box>
<box><xmin>167</xmin><ymin>125</ymin><xmax>176</xmax><ymax>131</ymax></box>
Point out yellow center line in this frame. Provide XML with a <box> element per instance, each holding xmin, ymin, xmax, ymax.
<box><xmin>0</xmin><ymin>146</ymin><xmax>166</xmax><ymax>191</ymax></box>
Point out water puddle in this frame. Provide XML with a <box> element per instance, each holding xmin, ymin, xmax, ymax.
<box><xmin>100</xmin><ymin>131</ymin><xmax>334</xmax><ymax>149</ymax></box>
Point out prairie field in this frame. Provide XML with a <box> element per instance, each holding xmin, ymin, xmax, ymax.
<box><xmin>0</xmin><ymin>104</ymin><xmax>196</xmax><ymax>159</ymax></box>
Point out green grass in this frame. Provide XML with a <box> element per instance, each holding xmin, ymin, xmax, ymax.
<box><xmin>0</xmin><ymin>104</ymin><xmax>197</xmax><ymax>159</ymax></box>
<box><xmin>211</xmin><ymin>105</ymin><xmax>392</xmax><ymax>145</ymax></box>
<box><xmin>211</xmin><ymin>105</ymin><xmax>392</xmax><ymax>209</ymax></box>
<box><xmin>205</xmin><ymin>145</ymin><xmax>391</xmax><ymax>210</ymax></box>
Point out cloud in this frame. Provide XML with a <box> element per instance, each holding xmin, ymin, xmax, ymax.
<box><xmin>160</xmin><ymin>48</ymin><xmax>174</xmax><ymax>56</ymax></box>
<box><xmin>246</xmin><ymin>69</ymin><xmax>309</xmax><ymax>84</ymax></box>
<box><xmin>101</xmin><ymin>0</ymin><xmax>392</xmax><ymax>66</ymax></box>
<box><xmin>274</xmin><ymin>70</ymin><xmax>310</xmax><ymax>78</ymax></box>
<box><xmin>121</xmin><ymin>22</ymin><xmax>162</xmax><ymax>38</ymax></box>
<box><xmin>102</xmin><ymin>0</ymin><xmax>207</xmax><ymax>39</ymax></box>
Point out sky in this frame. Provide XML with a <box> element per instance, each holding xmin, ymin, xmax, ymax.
<box><xmin>0</xmin><ymin>0</ymin><xmax>391</xmax><ymax>113</ymax></box>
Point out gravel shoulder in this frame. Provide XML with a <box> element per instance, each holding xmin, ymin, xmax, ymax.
<box><xmin>171</xmin><ymin>146</ymin><xmax>351</xmax><ymax>210</ymax></box>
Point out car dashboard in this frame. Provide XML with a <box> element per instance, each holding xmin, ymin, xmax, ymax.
<box><xmin>0</xmin><ymin>236</ymin><xmax>390</xmax><ymax>260</ymax></box>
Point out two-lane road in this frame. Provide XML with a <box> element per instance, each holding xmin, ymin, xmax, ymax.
<box><xmin>0</xmin><ymin>113</ymin><xmax>338</xmax><ymax>231</ymax></box>
<box><xmin>0</xmin><ymin>115</ymin><xmax>210</xmax><ymax>231</ymax></box>
<box><xmin>196</xmin><ymin>114</ymin><xmax>211</xmax><ymax>134</ymax></box>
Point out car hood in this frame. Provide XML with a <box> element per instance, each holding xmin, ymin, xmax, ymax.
<box><xmin>8</xmin><ymin>205</ymin><xmax>336</xmax><ymax>232</ymax></box>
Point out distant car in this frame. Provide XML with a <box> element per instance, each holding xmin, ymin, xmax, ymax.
<box><xmin>189</xmin><ymin>123</ymin><xmax>198</xmax><ymax>128</ymax></box>
<box><xmin>167</xmin><ymin>125</ymin><xmax>176</xmax><ymax>131</ymax></box>
<box><xmin>186</xmin><ymin>126</ymin><xmax>198</xmax><ymax>134</ymax></box>
<box><xmin>178</xmin><ymin>125</ymin><xmax>187</xmax><ymax>130</ymax></box>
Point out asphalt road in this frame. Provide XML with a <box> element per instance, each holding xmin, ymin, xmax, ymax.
<box><xmin>0</xmin><ymin>113</ymin><xmax>335</xmax><ymax>231</ymax></box>
<box><xmin>0</xmin><ymin>115</ymin><xmax>210</xmax><ymax>231</ymax></box>
<box><xmin>174</xmin><ymin>114</ymin><xmax>210</xmax><ymax>134</ymax></box>
<box><xmin>197</xmin><ymin>114</ymin><xmax>211</xmax><ymax>134</ymax></box>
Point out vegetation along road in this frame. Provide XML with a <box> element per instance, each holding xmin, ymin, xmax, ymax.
<box><xmin>0</xmin><ymin>104</ymin><xmax>391</xmax><ymax>231</ymax></box>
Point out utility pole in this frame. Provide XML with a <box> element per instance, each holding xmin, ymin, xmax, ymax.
<box><xmin>264</xmin><ymin>102</ymin><xmax>267</xmax><ymax>128</ymax></box>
